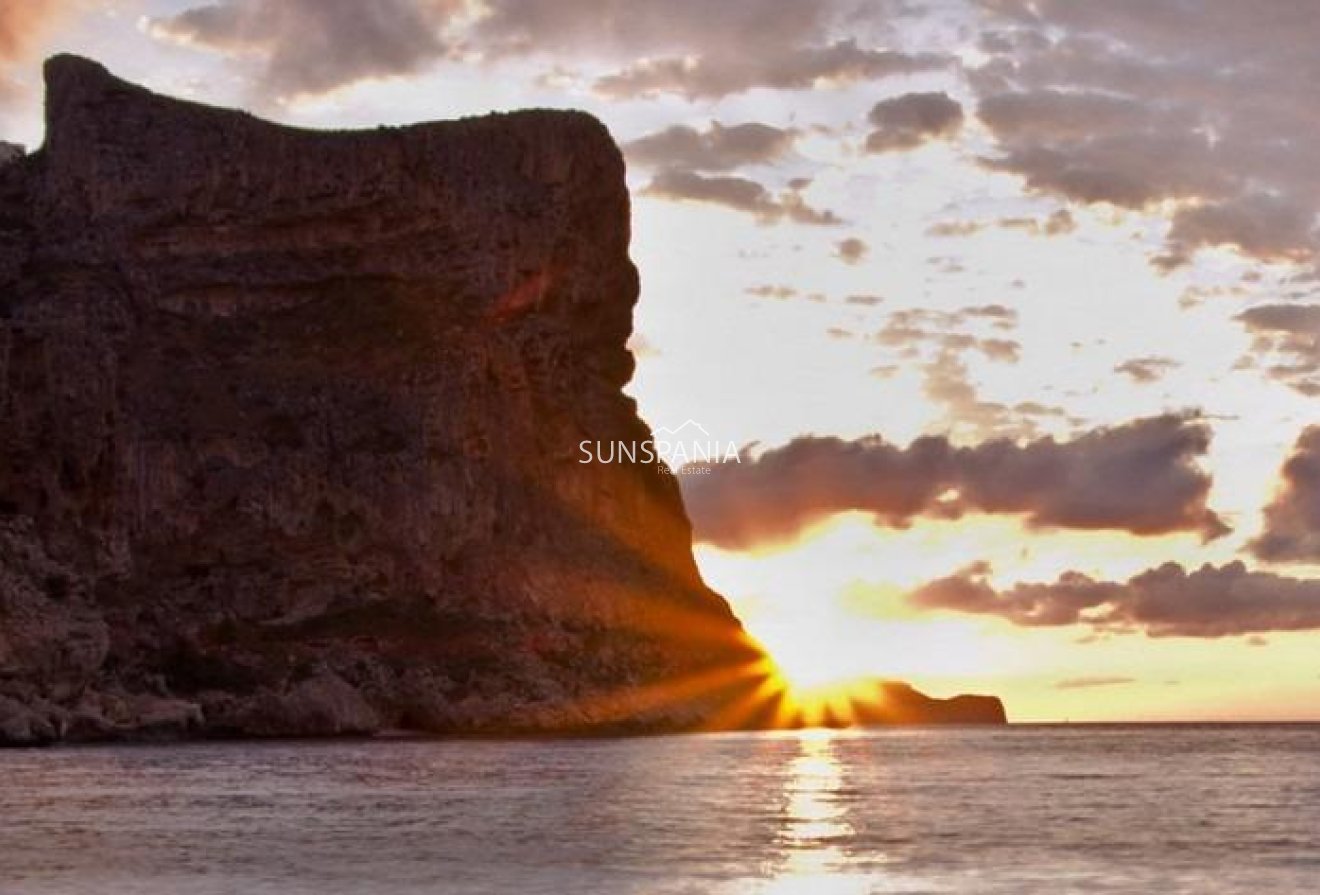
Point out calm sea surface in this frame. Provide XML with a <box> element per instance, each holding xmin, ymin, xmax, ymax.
<box><xmin>2</xmin><ymin>726</ymin><xmax>1318</xmax><ymax>894</ymax></box>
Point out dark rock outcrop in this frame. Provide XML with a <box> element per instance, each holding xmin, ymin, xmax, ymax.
<box><xmin>0</xmin><ymin>56</ymin><xmax>768</xmax><ymax>743</ymax></box>
<box><xmin>0</xmin><ymin>57</ymin><xmax>1002</xmax><ymax>744</ymax></box>
<box><xmin>852</xmin><ymin>682</ymin><xmax>1007</xmax><ymax>726</ymax></box>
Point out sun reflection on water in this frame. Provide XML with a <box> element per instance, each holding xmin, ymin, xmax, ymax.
<box><xmin>737</xmin><ymin>731</ymin><xmax>926</xmax><ymax>895</ymax></box>
<box><xmin>781</xmin><ymin>732</ymin><xmax>852</xmax><ymax>863</ymax></box>
<box><xmin>755</xmin><ymin>731</ymin><xmax>873</xmax><ymax>895</ymax></box>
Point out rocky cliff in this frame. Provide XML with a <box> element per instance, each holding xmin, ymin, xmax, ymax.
<box><xmin>0</xmin><ymin>56</ymin><xmax>772</xmax><ymax>744</ymax></box>
<box><xmin>0</xmin><ymin>58</ymin><xmax>1002</xmax><ymax>746</ymax></box>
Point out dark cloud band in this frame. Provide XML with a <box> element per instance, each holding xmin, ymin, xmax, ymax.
<box><xmin>912</xmin><ymin>559</ymin><xmax>1320</xmax><ymax>638</ymax></box>
<box><xmin>682</xmin><ymin>414</ymin><xmax>1228</xmax><ymax>549</ymax></box>
<box><xmin>1250</xmin><ymin>426</ymin><xmax>1320</xmax><ymax>564</ymax></box>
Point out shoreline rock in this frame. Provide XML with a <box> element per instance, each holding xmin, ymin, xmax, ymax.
<box><xmin>0</xmin><ymin>55</ymin><xmax>766</xmax><ymax>744</ymax></box>
<box><xmin>0</xmin><ymin>56</ymin><xmax>1003</xmax><ymax>745</ymax></box>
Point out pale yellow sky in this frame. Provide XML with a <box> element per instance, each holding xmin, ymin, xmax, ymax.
<box><xmin>4</xmin><ymin>0</ymin><xmax>1319</xmax><ymax>721</ymax></box>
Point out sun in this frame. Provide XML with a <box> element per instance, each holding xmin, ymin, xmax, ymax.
<box><xmin>756</xmin><ymin>622</ymin><xmax>872</xmax><ymax>694</ymax></box>
<box><xmin>742</xmin><ymin>616</ymin><xmax>881</xmax><ymax>727</ymax></box>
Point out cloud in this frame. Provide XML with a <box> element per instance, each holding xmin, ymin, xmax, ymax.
<box><xmin>1249</xmin><ymin>426</ymin><xmax>1320</xmax><ymax>564</ymax></box>
<box><xmin>1234</xmin><ymin>304</ymin><xmax>1320</xmax><ymax>396</ymax></box>
<box><xmin>471</xmin><ymin>1</ymin><xmax>947</xmax><ymax>98</ymax></box>
<box><xmin>681</xmin><ymin>414</ymin><xmax>1228</xmax><ymax>550</ymax></box>
<box><xmin>874</xmin><ymin>306</ymin><xmax>1019</xmax><ymax>348</ymax></box>
<box><xmin>926</xmin><ymin>220</ymin><xmax>985</xmax><ymax>238</ymax></box>
<box><xmin>597</xmin><ymin>41</ymin><xmax>945</xmax><ymax>100</ymax></box>
<box><xmin>949</xmin><ymin>414</ymin><xmax>1227</xmax><ymax>538</ymax></box>
<box><xmin>1055</xmin><ymin>676</ymin><xmax>1134</xmax><ymax>690</ymax></box>
<box><xmin>911</xmin><ymin>563</ymin><xmax>1121</xmax><ymax>627</ymax></box>
<box><xmin>749</xmin><ymin>285</ymin><xmax>797</xmax><ymax>303</ymax></box>
<box><xmin>148</xmin><ymin>0</ymin><xmax>455</xmax><ymax>100</ymax></box>
<box><xmin>870</xmin><ymin>305</ymin><xmax>1044</xmax><ymax>439</ymax></box>
<box><xmin>972</xmin><ymin>1</ymin><xmax>1320</xmax><ymax>269</ymax></box>
<box><xmin>624</xmin><ymin>121</ymin><xmax>797</xmax><ymax>172</ymax></box>
<box><xmin>976</xmin><ymin>93</ymin><xmax>1210</xmax><ymax>208</ymax></box>
<box><xmin>745</xmin><ymin>284</ymin><xmax>826</xmax><ymax>303</ymax></box>
<box><xmin>997</xmin><ymin>208</ymin><xmax>1076</xmax><ymax>236</ymax></box>
<box><xmin>919</xmin><ymin>346</ymin><xmax>1043</xmax><ymax>437</ymax></box>
<box><xmin>1162</xmin><ymin>196</ymin><xmax>1316</xmax><ymax>269</ymax></box>
<box><xmin>960</xmin><ymin>304</ymin><xmax>1019</xmax><ymax>327</ymax></box>
<box><xmin>1115</xmin><ymin>356</ymin><xmax>1179</xmax><ymax>384</ymax></box>
<box><xmin>927</xmin><ymin>255</ymin><xmax>965</xmax><ymax>274</ymax></box>
<box><xmin>1043</xmin><ymin>208</ymin><xmax>1077</xmax><ymax>235</ymax></box>
<box><xmin>927</xmin><ymin>211</ymin><xmax>1083</xmax><ymax>242</ymax></box>
<box><xmin>835</xmin><ymin>237</ymin><xmax>869</xmax><ymax>264</ymax></box>
<box><xmin>643</xmin><ymin>168</ymin><xmax>842</xmax><ymax>225</ymax></box>
<box><xmin>865</xmin><ymin>91</ymin><xmax>963</xmax><ymax>153</ymax></box>
<box><xmin>473</xmin><ymin>0</ymin><xmax>840</xmax><ymax>57</ymax></box>
<box><xmin>745</xmin><ymin>284</ymin><xmax>799</xmax><ymax>301</ymax></box>
<box><xmin>911</xmin><ymin>559</ymin><xmax>1320</xmax><ymax>638</ymax></box>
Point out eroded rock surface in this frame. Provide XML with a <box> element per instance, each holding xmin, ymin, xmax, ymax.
<box><xmin>0</xmin><ymin>58</ymin><xmax>1005</xmax><ymax>745</ymax></box>
<box><xmin>0</xmin><ymin>56</ymin><xmax>766</xmax><ymax>743</ymax></box>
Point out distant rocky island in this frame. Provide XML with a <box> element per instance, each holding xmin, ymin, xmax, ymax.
<box><xmin>0</xmin><ymin>56</ymin><xmax>1003</xmax><ymax>746</ymax></box>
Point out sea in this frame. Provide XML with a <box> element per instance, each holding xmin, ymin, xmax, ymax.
<box><xmin>2</xmin><ymin>725</ymin><xmax>1318</xmax><ymax>894</ymax></box>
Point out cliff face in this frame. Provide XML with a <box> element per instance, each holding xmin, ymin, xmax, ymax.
<box><xmin>0</xmin><ymin>58</ymin><xmax>1007</xmax><ymax>746</ymax></box>
<box><xmin>0</xmin><ymin>57</ymin><xmax>767</xmax><ymax>744</ymax></box>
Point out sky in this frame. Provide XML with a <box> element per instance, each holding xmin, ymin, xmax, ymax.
<box><xmin>3</xmin><ymin>0</ymin><xmax>1319</xmax><ymax>722</ymax></box>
